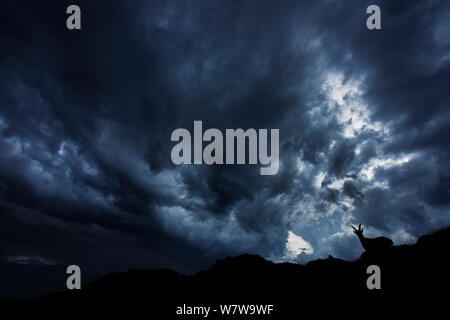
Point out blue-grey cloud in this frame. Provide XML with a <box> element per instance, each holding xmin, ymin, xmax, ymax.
<box><xmin>1</xmin><ymin>0</ymin><xmax>450</xmax><ymax>294</ymax></box>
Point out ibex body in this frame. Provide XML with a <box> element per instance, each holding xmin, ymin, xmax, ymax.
<box><xmin>352</xmin><ymin>224</ymin><xmax>393</xmax><ymax>251</ymax></box>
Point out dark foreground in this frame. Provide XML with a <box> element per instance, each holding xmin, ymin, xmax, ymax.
<box><xmin>31</xmin><ymin>227</ymin><xmax>450</xmax><ymax>318</ymax></box>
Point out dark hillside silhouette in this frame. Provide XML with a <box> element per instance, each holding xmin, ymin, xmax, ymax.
<box><xmin>42</xmin><ymin>227</ymin><xmax>450</xmax><ymax>317</ymax></box>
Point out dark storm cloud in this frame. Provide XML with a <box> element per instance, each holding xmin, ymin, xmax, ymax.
<box><xmin>1</xmin><ymin>0</ymin><xmax>450</xmax><ymax>286</ymax></box>
<box><xmin>343</xmin><ymin>181</ymin><xmax>364</xmax><ymax>201</ymax></box>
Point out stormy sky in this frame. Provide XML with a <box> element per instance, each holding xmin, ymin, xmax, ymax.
<box><xmin>1</xmin><ymin>0</ymin><xmax>450</xmax><ymax>288</ymax></box>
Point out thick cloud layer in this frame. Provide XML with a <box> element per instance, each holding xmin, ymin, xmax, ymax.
<box><xmin>1</xmin><ymin>0</ymin><xmax>450</xmax><ymax>280</ymax></box>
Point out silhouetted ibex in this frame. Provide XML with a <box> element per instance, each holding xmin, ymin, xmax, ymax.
<box><xmin>352</xmin><ymin>224</ymin><xmax>393</xmax><ymax>251</ymax></box>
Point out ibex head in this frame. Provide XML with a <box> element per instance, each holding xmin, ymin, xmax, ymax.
<box><xmin>351</xmin><ymin>224</ymin><xmax>364</xmax><ymax>236</ymax></box>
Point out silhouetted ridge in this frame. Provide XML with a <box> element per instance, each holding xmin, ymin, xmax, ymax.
<box><xmin>206</xmin><ymin>253</ymin><xmax>273</xmax><ymax>273</ymax></box>
<box><xmin>43</xmin><ymin>227</ymin><xmax>450</xmax><ymax>316</ymax></box>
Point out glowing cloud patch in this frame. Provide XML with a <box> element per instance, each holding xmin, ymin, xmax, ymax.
<box><xmin>285</xmin><ymin>231</ymin><xmax>314</xmax><ymax>259</ymax></box>
<box><xmin>360</xmin><ymin>154</ymin><xmax>415</xmax><ymax>181</ymax></box>
<box><xmin>323</xmin><ymin>72</ymin><xmax>388</xmax><ymax>138</ymax></box>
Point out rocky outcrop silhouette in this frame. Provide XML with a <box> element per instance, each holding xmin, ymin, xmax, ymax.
<box><xmin>41</xmin><ymin>227</ymin><xmax>450</xmax><ymax>317</ymax></box>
